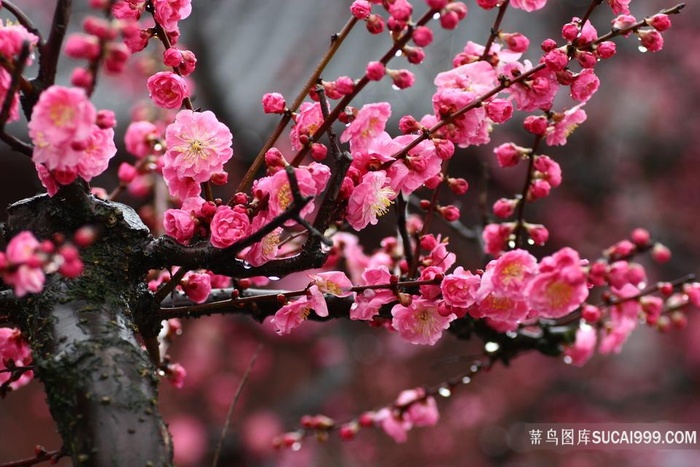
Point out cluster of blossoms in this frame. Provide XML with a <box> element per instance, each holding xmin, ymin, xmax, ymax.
<box><xmin>0</xmin><ymin>19</ymin><xmax>39</xmax><ymax>124</ymax></box>
<box><xmin>274</xmin><ymin>386</ymin><xmax>440</xmax><ymax>447</ymax></box>
<box><xmin>0</xmin><ymin>231</ymin><xmax>84</xmax><ymax>298</ymax></box>
<box><xmin>64</xmin><ymin>0</ymin><xmax>133</xmax><ymax>89</ymax></box>
<box><xmin>29</xmin><ymin>86</ymin><xmax>117</xmax><ymax>193</ymax></box>
<box><xmin>564</xmin><ymin>229</ymin><xmax>696</xmax><ymax>367</ymax></box>
<box><xmin>0</xmin><ymin>328</ymin><xmax>33</xmax><ymax>392</ymax></box>
<box><xmin>111</xmin><ymin>0</ymin><xmax>196</xmax><ymax>110</ymax></box>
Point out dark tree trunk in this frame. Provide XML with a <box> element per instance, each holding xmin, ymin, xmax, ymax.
<box><xmin>5</xmin><ymin>184</ymin><xmax>173</xmax><ymax>466</ymax></box>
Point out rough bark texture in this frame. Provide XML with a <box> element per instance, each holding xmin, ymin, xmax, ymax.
<box><xmin>4</xmin><ymin>184</ymin><xmax>173</xmax><ymax>466</ymax></box>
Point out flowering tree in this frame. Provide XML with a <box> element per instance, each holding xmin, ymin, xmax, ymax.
<box><xmin>0</xmin><ymin>0</ymin><xmax>696</xmax><ymax>465</ymax></box>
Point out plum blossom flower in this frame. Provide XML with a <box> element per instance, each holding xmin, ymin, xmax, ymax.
<box><xmin>396</xmin><ymin>388</ymin><xmax>440</xmax><ymax>427</ymax></box>
<box><xmin>350</xmin><ymin>266</ymin><xmax>395</xmax><ymax>320</ymax></box>
<box><xmin>181</xmin><ymin>271</ymin><xmax>211</xmax><ymax>304</ymax></box>
<box><xmin>346</xmin><ymin>171</ymin><xmax>396</xmax><ymax>231</ymax></box>
<box><xmin>0</xmin><ymin>328</ymin><xmax>34</xmax><ymax>391</ymax></box>
<box><xmin>163</xmin><ymin>110</ymin><xmax>233</xmax><ymax>186</ymax></box>
<box><xmin>391</xmin><ymin>298</ymin><xmax>455</xmax><ymax>345</ymax></box>
<box><xmin>546</xmin><ymin>105</ymin><xmax>587</xmax><ymax>146</ymax></box>
<box><xmin>271</xmin><ymin>297</ymin><xmax>313</xmax><ymax>335</ymax></box>
<box><xmin>289</xmin><ymin>102</ymin><xmax>324</xmax><ymax>150</ymax></box>
<box><xmin>565</xmin><ymin>324</ymin><xmax>597</xmax><ymax>366</ymax></box>
<box><xmin>340</xmin><ymin>102</ymin><xmax>392</xmax><ymax>153</ymax></box>
<box><xmin>1</xmin><ymin>232</ymin><xmax>45</xmax><ymax>297</ymax></box>
<box><xmin>163</xmin><ymin>208</ymin><xmax>195</xmax><ymax>244</ymax></box>
<box><xmin>374</xmin><ymin>408</ymin><xmax>412</xmax><ymax>443</ymax></box>
<box><xmin>209</xmin><ymin>205</ymin><xmax>250</xmax><ymax>249</ymax></box>
<box><xmin>440</xmin><ymin>266</ymin><xmax>480</xmax><ymax>308</ymax></box>
<box><xmin>308</xmin><ymin>271</ymin><xmax>354</xmax><ymax>297</ymax></box>
<box><xmin>153</xmin><ymin>0</ymin><xmax>192</xmax><ymax>31</ymax></box>
<box><xmin>147</xmin><ymin>71</ymin><xmax>189</xmax><ymax>109</ymax></box>
<box><xmin>511</xmin><ymin>0</ymin><xmax>547</xmax><ymax>12</ymax></box>
<box><xmin>524</xmin><ymin>247</ymin><xmax>589</xmax><ymax>319</ymax></box>
<box><xmin>29</xmin><ymin>86</ymin><xmax>96</xmax><ymax>170</ymax></box>
<box><xmin>124</xmin><ymin>121</ymin><xmax>159</xmax><ymax>158</ymax></box>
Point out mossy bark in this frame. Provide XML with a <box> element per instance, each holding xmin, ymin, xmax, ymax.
<box><xmin>5</xmin><ymin>184</ymin><xmax>173</xmax><ymax>466</ymax></box>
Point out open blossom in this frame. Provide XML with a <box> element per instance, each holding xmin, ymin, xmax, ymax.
<box><xmin>0</xmin><ymin>328</ymin><xmax>34</xmax><ymax>391</ymax></box>
<box><xmin>350</xmin><ymin>266</ymin><xmax>395</xmax><ymax>320</ymax></box>
<box><xmin>340</xmin><ymin>102</ymin><xmax>392</xmax><ymax>153</ymax></box>
<box><xmin>570</xmin><ymin>69</ymin><xmax>600</xmax><ymax>103</ymax></box>
<box><xmin>271</xmin><ymin>297</ymin><xmax>313</xmax><ymax>335</ymax></box>
<box><xmin>525</xmin><ymin>247</ymin><xmax>589</xmax><ymax>319</ymax></box>
<box><xmin>441</xmin><ymin>266</ymin><xmax>481</xmax><ymax>308</ymax></box>
<box><xmin>308</xmin><ymin>271</ymin><xmax>354</xmax><ymax>297</ymax></box>
<box><xmin>290</xmin><ymin>101</ymin><xmax>324</xmax><ymax>150</ymax></box>
<box><xmin>77</xmin><ymin>127</ymin><xmax>117</xmax><ymax>181</ymax></box>
<box><xmin>374</xmin><ymin>408</ymin><xmax>412</xmax><ymax>443</ymax></box>
<box><xmin>244</xmin><ymin>213</ymin><xmax>283</xmax><ymax>268</ymax></box>
<box><xmin>153</xmin><ymin>0</ymin><xmax>192</xmax><ymax>31</ymax></box>
<box><xmin>147</xmin><ymin>71</ymin><xmax>189</xmax><ymax>109</ymax></box>
<box><xmin>396</xmin><ymin>388</ymin><xmax>440</xmax><ymax>427</ymax></box>
<box><xmin>29</xmin><ymin>86</ymin><xmax>96</xmax><ymax>170</ymax></box>
<box><xmin>391</xmin><ymin>298</ymin><xmax>456</xmax><ymax>345</ymax></box>
<box><xmin>163</xmin><ymin>110</ymin><xmax>233</xmax><ymax>184</ymax></box>
<box><xmin>546</xmin><ymin>105</ymin><xmax>587</xmax><ymax>145</ymax></box>
<box><xmin>387</xmin><ymin>135</ymin><xmax>443</xmax><ymax>195</ymax></box>
<box><xmin>484</xmin><ymin>249</ymin><xmax>538</xmax><ymax>298</ymax></box>
<box><xmin>347</xmin><ymin>171</ymin><xmax>396</xmax><ymax>231</ymax></box>
<box><xmin>209</xmin><ymin>205</ymin><xmax>250</xmax><ymax>248</ymax></box>
<box><xmin>1</xmin><ymin>232</ymin><xmax>45</xmax><ymax>297</ymax></box>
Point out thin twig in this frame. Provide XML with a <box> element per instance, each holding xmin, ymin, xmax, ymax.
<box><xmin>212</xmin><ymin>344</ymin><xmax>263</xmax><ymax>467</ymax></box>
<box><xmin>480</xmin><ymin>0</ymin><xmax>510</xmax><ymax>61</ymax></box>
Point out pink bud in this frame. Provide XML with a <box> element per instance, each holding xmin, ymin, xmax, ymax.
<box><xmin>447</xmin><ymin>177</ymin><xmax>468</xmax><ymax>195</ymax></box>
<box><xmin>70</xmin><ymin>67</ymin><xmax>93</xmax><ymax>89</ymax></box>
<box><xmin>651</xmin><ymin>243</ymin><xmax>671</xmax><ymax>263</ymax></box>
<box><xmin>485</xmin><ymin>98</ymin><xmax>513</xmax><ymax>123</ymax></box>
<box><xmin>523</xmin><ymin>115</ymin><xmax>548</xmax><ymax>135</ymax></box>
<box><xmin>630</xmin><ymin>228</ymin><xmax>651</xmax><ymax>247</ymax></box>
<box><xmin>648</xmin><ymin>14</ymin><xmax>671</xmax><ymax>32</ymax></box>
<box><xmin>261</xmin><ymin>92</ymin><xmax>286</xmax><ymax>114</ymax></box>
<box><xmin>65</xmin><ymin>34</ymin><xmax>101</xmax><ymax>60</ymax></box>
<box><xmin>412</xmin><ymin>26</ymin><xmax>433</xmax><ymax>47</ymax></box>
<box><xmin>540</xmin><ymin>38</ymin><xmax>558</xmax><ymax>52</ymax></box>
<box><xmin>596</xmin><ymin>41</ymin><xmax>616</xmax><ymax>59</ymax></box>
<box><xmin>96</xmin><ymin>109</ymin><xmax>116</xmax><ymax>129</ymax></box>
<box><xmin>561</xmin><ymin>22</ymin><xmax>579</xmax><ymax>42</ymax></box>
<box><xmin>350</xmin><ymin>0</ymin><xmax>372</xmax><ymax>19</ymax></box>
<box><xmin>387</xmin><ymin>69</ymin><xmax>415</xmax><ymax>89</ymax></box>
<box><xmin>398</xmin><ymin>115</ymin><xmax>421</xmax><ymax>134</ymax></box>
<box><xmin>500</xmin><ymin>32</ymin><xmax>529</xmax><ymax>53</ymax></box>
<box><xmin>118</xmin><ymin>162</ymin><xmax>137</xmax><ymax>183</ymax></box>
<box><xmin>439</xmin><ymin>205</ymin><xmax>460</xmax><ymax>222</ymax></box>
<box><xmin>366</xmin><ymin>14</ymin><xmax>385</xmax><ymax>34</ymax></box>
<box><xmin>366</xmin><ymin>61</ymin><xmax>386</xmax><ymax>80</ymax></box>
<box><xmin>527</xmin><ymin>224</ymin><xmax>549</xmax><ymax>245</ymax></box>
<box><xmin>83</xmin><ymin>16</ymin><xmax>116</xmax><ymax>40</ymax></box>
<box><xmin>475</xmin><ymin>0</ymin><xmax>498</xmax><ymax>9</ymax></box>
<box><xmin>582</xmin><ymin>304</ymin><xmax>601</xmax><ymax>323</ymax></box>
<box><xmin>493</xmin><ymin>198</ymin><xmax>516</xmax><ymax>218</ymax></box>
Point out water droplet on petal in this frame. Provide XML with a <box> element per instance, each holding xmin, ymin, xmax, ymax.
<box><xmin>462</xmin><ymin>376</ymin><xmax>471</xmax><ymax>385</ymax></box>
<box><xmin>485</xmin><ymin>342</ymin><xmax>500</xmax><ymax>353</ymax></box>
<box><xmin>438</xmin><ymin>387</ymin><xmax>451</xmax><ymax>398</ymax></box>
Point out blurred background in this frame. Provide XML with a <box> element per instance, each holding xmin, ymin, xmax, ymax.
<box><xmin>1</xmin><ymin>1</ymin><xmax>699</xmax><ymax>466</ymax></box>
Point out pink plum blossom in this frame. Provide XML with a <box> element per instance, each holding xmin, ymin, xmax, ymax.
<box><xmin>289</xmin><ymin>102</ymin><xmax>324</xmax><ymax>150</ymax></box>
<box><xmin>346</xmin><ymin>171</ymin><xmax>396</xmax><ymax>231</ymax></box>
<box><xmin>440</xmin><ymin>266</ymin><xmax>481</xmax><ymax>308</ymax></box>
<box><xmin>209</xmin><ymin>205</ymin><xmax>251</xmax><ymax>249</ymax></box>
<box><xmin>308</xmin><ymin>271</ymin><xmax>354</xmax><ymax>297</ymax></box>
<box><xmin>546</xmin><ymin>105</ymin><xmax>587</xmax><ymax>146</ymax></box>
<box><xmin>147</xmin><ymin>71</ymin><xmax>189</xmax><ymax>109</ymax></box>
<box><xmin>511</xmin><ymin>0</ymin><xmax>547</xmax><ymax>12</ymax></box>
<box><xmin>181</xmin><ymin>271</ymin><xmax>211</xmax><ymax>304</ymax></box>
<box><xmin>350</xmin><ymin>266</ymin><xmax>395</xmax><ymax>320</ymax></box>
<box><xmin>271</xmin><ymin>297</ymin><xmax>312</xmax><ymax>335</ymax></box>
<box><xmin>245</xmin><ymin>216</ymin><xmax>282</xmax><ymax>267</ymax></box>
<box><xmin>163</xmin><ymin>209</ymin><xmax>195</xmax><ymax>244</ymax></box>
<box><xmin>391</xmin><ymin>298</ymin><xmax>456</xmax><ymax>345</ymax></box>
<box><xmin>525</xmin><ymin>247</ymin><xmax>589</xmax><ymax>319</ymax></box>
<box><xmin>340</xmin><ymin>102</ymin><xmax>392</xmax><ymax>154</ymax></box>
<box><xmin>374</xmin><ymin>408</ymin><xmax>411</xmax><ymax>443</ymax></box>
<box><xmin>0</xmin><ymin>328</ymin><xmax>34</xmax><ymax>390</ymax></box>
<box><xmin>153</xmin><ymin>0</ymin><xmax>192</xmax><ymax>31</ymax></box>
<box><xmin>29</xmin><ymin>85</ymin><xmax>96</xmax><ymax>171</ymax></box>
<box><xmin>163</xmin><ymin>110</ymin><xmax>233</xmax><ymax>184</ymax></box>
<box><xmin>124</xmin><ymin>121</ymin><xmax>159</xmax><ymax>158</ymax></box>
<box><xmin>565</xmin><ymin>324</ymin><xmax>597</xmax><ymax>367</ymax></box>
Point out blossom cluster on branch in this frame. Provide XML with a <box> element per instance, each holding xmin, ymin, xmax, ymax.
<box><xmin>0</xmin><ymin>0</ymin><xmax>695</xmax><ymax>463</ymax></box>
